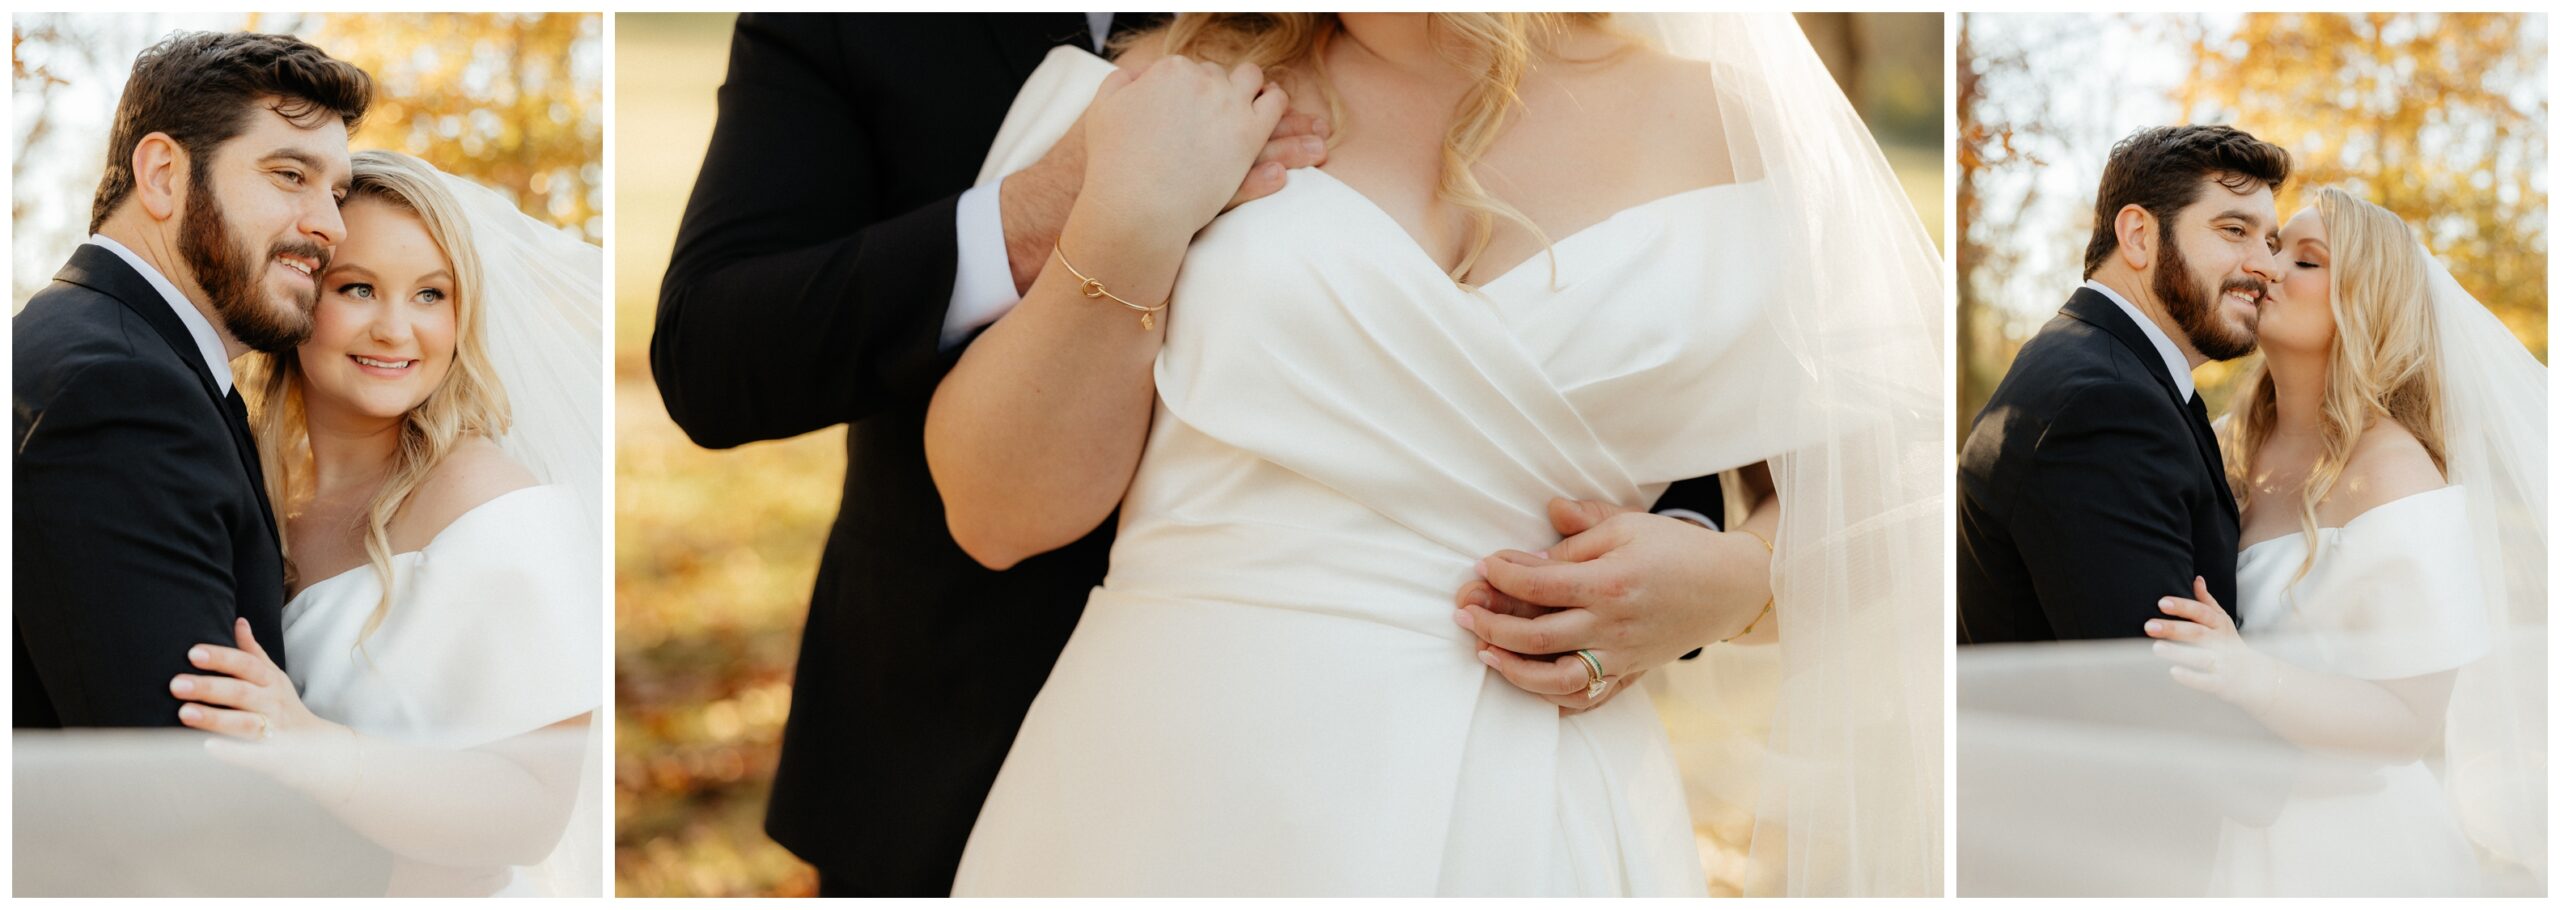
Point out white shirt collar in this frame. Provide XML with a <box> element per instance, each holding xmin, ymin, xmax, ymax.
<box><xmin>2083</xmin><ymin>278</ymin><xmax>2196</xmax><ymax>402</ymax></box>
<box><xmin>1086</xmin><ymin>13</ymin><xmax>1114</xmax><ymax>53</ymax></box>
<box><xmin>88</xmin><ymin>233</ymin><xmax>235</xmax><ymax>396</ymax></box>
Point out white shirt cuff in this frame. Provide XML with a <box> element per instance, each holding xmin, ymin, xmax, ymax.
<box><xmin>943</xmin><ymin>178</ymin><xmax>1021</xmax><ymax>350</ymax></box>
<box><xmin>1655</xmin><ymin>507</ymin><xmax>1720</xmax><ymax>532</ymax></box>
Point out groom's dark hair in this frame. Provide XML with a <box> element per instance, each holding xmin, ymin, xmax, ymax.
<box><xmin>88</xmin><ymin>31</ymin><xmax>373</xmax><ymax>234</ymax></box>
<box><xmin>2082</xmin><ymin>125</ymin><xmax>2290</xmax><ymax>278</ymax></box>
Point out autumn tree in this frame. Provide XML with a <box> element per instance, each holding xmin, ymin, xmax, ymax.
<box><xmin>2187</xmin><ymin>12</ymin><xmax>2547</xmax><ymax>362</ymax></box>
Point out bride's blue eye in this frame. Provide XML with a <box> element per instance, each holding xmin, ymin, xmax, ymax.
<box><xmin>337</xmin><ymin>283</ymin><xmax>374</xmax><ymax>299</ymax></box>
<box><xmin>415</xmin><ymin>288</ymin><xmax>447</xmax><ymax>305</ymax></box>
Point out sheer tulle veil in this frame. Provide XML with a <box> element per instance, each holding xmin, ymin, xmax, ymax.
<box><xmin>1620</xmin><ymin>13</ymin><xmax>1947</xmax><ymax>897</ymax></box>
<box><xmin>437</xmin><ymin>164</ymin><xmax>605</xmax><ymax>895</ymax></box>
<box><xmin>441</xmin><ymin>167</ymin><xmax>604</xmax><ymax>541</ymax></box>
<box><xmin>2426</xmin><ymin>248</ymin><xmax>2546</xmax><ymax>884</ymax></box>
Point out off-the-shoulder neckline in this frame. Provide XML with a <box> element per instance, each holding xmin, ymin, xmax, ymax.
<box><xmin>284</xmin><ymin>484</ymin><xmax>568</xmax><ymax>602</ymax></box>
<box><xmin>2237</xmin><ymin>483</ymin><xmax>2464</xmax><ymax>556</ymax></box>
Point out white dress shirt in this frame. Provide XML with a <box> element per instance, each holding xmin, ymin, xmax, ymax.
<box><xmin>89</xmin><ymin>233</ymin><xmax>234</xmax><ymax>395</ymax></box>
<box><xmin>943</xmin><ymin>13</ymin><xmax>1118</xmax><ymax>350</ymax></box>
<box><xmin>2083</xmin><ymin>278</ymin><xmax>2196</xmax><ymax>402</ymax></box>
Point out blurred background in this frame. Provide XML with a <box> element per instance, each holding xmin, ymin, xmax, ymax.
<box><xmin>1958</xmin><ymin>12</ymin><xmax>2548</xmax><ymax>430</ymax></box>
<box><xmin>12</xmin><ymin>12</ymin><xmax>603</xmax><ymax>308</ymax></box>
<box><xmin>614</xmin><ymin>12</ymin><xmax>1942</xmax><ymax>897</ymax></box>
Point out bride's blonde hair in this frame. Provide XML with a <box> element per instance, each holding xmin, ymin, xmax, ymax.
<box><xmin>243</xmin><ymin>149</ymin><xmax>511</xmax><ymax>645</ymax></box>
<box><xmin>2223</xmin><ymin>186</ymin><xmax>2446</xmax><ymax>580</ymax></box>
<box><xmin>1147</xmin><ymin>13</ymin><xmax>1618</xmax><ymax>287</ymax></box>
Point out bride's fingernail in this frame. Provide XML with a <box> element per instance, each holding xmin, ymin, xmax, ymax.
<box><xmin>170</xmin><ymin>678</ymin><xmax>193</xmax><ymax>695</ymax></box>
<box><xmin>1477</xmin><ymin>650</ymin><xmax>1499</xmax><ymax>667</ymax></box>
<box><xmin>178</xmin><ymin>705</ymin><xmax>199</xmax><ymax>722</ymax></box>
<box><xmin>1473</xmin><ymin>558</ymin><xmax>1489</xmax><ymax>578</ymax></box>
<box><xmin>2144</xmin><ymin>620</ymin><xmax>2162</xmax><ymax>634</ymax></box>
<box><xmin>1452</xmin><ymin>609</ymin><xmax>1474</xmax><ymax>631</ymax></box>
<box><xmin>188</xmin><ymin>646</ymin><xmax>208</xmax><ymax>663</ymax></box>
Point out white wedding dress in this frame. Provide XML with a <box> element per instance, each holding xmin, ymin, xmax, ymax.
<box><xmin>2213</xmin><ymin>485</ymin><xmax>2492</xmax><ymax>896</ymax></box>
<box><xmin>951</xmin><ymin>49</ymin><xmax>1830</xmax><ymax>897</ymax></box>
<box><xmin>282</xmin><ymin>483</ymin><xmax>601</xmax><ymax>896</ymax></box>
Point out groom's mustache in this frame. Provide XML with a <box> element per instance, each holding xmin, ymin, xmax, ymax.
<box><xmin>272</xmin><ymin>239</ymin><xmax>331</xmax><ymax>278</ymax></box>
<box><xmin>2221</xmin><ymin>275</ymin><xmax>2268</xmax><ymax>304</ymax></box>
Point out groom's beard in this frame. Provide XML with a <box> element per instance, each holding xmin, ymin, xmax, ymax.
<box><xmin>2155</xmin><ymin>229</ymin><xmax>2261</xmax><ymax>362</ymax></box>
<box><xmin>180</xmin><ymin>171</ymin><xmax>324</xmax><ymax>355</ymax></box>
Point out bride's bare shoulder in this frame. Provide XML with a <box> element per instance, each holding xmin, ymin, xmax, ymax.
<box><xmin>1593</xmin><ymin>45</ymin><xmax>1740</xmax><ymax>187</ymax></box>
<box><xmin>390</xmin><ymin>435</ymin><xmax>539</xmax><ymax>550</ymax></box>
<box><xmin>2334</xmin><ymin>418</ymin><xmax>2449</xmax><ymax>519</ymax></box>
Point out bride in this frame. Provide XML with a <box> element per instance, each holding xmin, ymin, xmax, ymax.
<box><xmin>164</xmin><ymin>150</ymin><xmax>603</xmax><ymax>896</ymax></box>
<box><xmin>926</xmin><ymin>13</ymin><xmax>1940</xmax><ymax>896</ymax></box>
<box><xmin>2140</xmin><ymin>187</ymin><xmax>2547</xmax><ymax>895</ymax></box>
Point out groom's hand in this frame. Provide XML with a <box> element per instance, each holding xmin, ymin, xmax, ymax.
<box><xmin>1454</xmin><ymin>497</ymin><xmax>1773</xmax><ymax>705</ymax></box>
<box><xmin>1002</xmin><ymin>102</ymin><xmax>1328</xmax><ymax>295</ymax></box>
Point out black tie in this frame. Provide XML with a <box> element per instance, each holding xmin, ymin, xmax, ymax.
<box><xmin>2186</xmin><ymin>392</ymin><xmax>2221</xmax><ymax>461</ymax></box>
<box><xmin>225</xmin><ymin>386</ymin><xmax>268</xmax><ymax>485</ymax></box>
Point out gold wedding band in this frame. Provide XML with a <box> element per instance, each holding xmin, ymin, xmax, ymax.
<box><xmin>1575</xmin><ymin>649</ymin><xmax>1608</xmax><ymax>699</ymax></box>
<box><xmin>252</xmin><ymin>714</ymin><xmax>271</xmax><ymax>741</ymax></box>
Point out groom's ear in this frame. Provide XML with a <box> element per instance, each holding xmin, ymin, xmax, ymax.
<box><xmin>130</xmin><ymin>131</ymin><xmax>188</xmax><ymax>223</ymax></box>
<box><xmin>2112</xmin><ymin>203</ymin><xmax>2156</xmax><ymax>271</ymax></box>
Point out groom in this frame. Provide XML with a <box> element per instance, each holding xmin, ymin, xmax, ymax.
<box><xmin>654</xmin><ymin>13</ymin><xmax>1733</xmax><ymax>896</ymax></box>
<box><xmin>1959</xmin><ymin>124</ymin><xmax>2287</xmax><ymax>642</ymax></box>
<box><xmin>1955</xmin><ymin>124</ymin><xmax>2293</xmax><ymax>895</ymax></box>
<box><xmin>14</xmin><ymin>33</ymin><xmax>371</xmax><ymax>728</ymax></box>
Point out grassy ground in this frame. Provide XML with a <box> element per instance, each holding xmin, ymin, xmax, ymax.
<box><xmin>613</xmin><ymin>13</ymin><xmax>827</xmax><ymax>897</ymax></box>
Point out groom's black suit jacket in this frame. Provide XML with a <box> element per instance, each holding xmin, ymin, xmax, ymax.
<box><xmin>1957</xmin><ymin>287</ymin><xmax>2239</xmax><ymax>643</ymax></box>
<box><xmin>14</xmin><ymin>244</ymin><xmax>287</xmax><ymax>728</ymax></box>
<box><xmin>653</xmin><ymin>13</ymin><xmax>1724</xmax><ymax>896</ymax></box>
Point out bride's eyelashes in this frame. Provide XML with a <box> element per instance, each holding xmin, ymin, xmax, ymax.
<box><xmin>331</xmin><ymin>281</ymin><xmax>449</xmax><ymax>305</ymax></box>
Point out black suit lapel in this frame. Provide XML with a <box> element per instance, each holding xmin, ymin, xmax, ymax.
<box><xmin>57</xmin><ymin>245</ymin><xmax>222</xmax><ymax>396</ymax></box>
<box><xmin>2060</xmin><ymin>288</ymin><xmax>2240</xmax><ymax>522</ymax></box>
<box><xmin>54</xmin><ymin>244</ymin><xmax>282</xmax><ymax>545</ymax></box>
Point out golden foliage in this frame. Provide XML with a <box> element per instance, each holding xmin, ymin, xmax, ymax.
<box><xmin>297</xmin><ymin>13</ymin><xmax>603</xmax><ymax>243</ymax></box>
<box><xmin>2188</xmin><ymin>13</ymin><xmax>2547</xmax><ymax>368</ymax></box>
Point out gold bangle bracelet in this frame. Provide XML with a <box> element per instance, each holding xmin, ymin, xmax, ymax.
<box><xmin>1723</xmin><ymin>527</ymin><xmax>1776</xmax><ymax>642</ymax></box>
<box><xmin>1052</xmin><ymin>245</ymin><xmax>1169</xmax><ymax>330</ymax></box>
